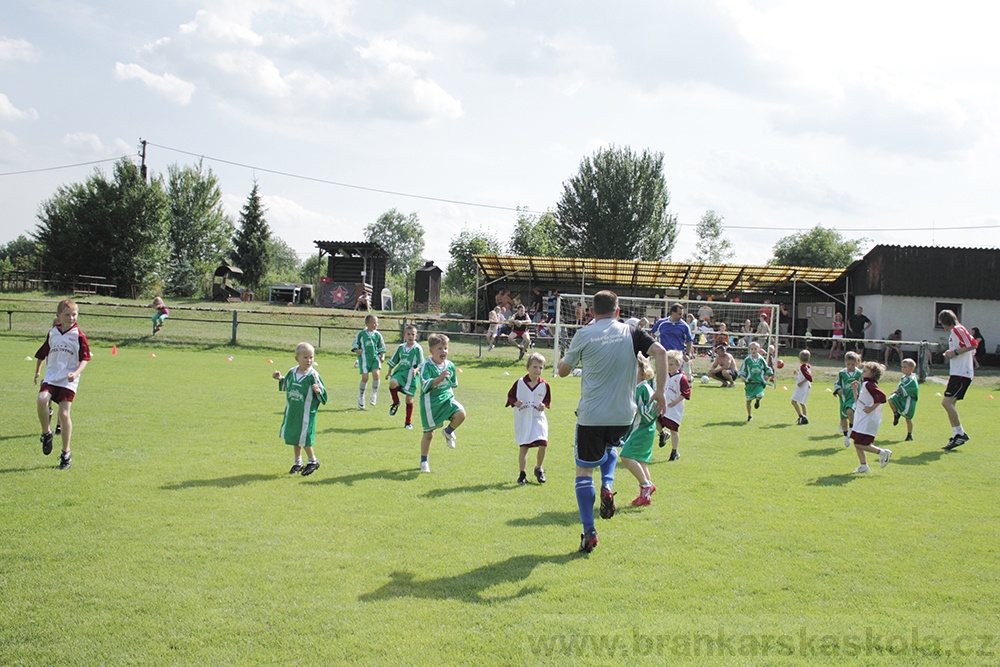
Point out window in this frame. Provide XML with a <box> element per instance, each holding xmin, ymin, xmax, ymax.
<box><xmin>934</xmin><ymin>302</ymin><xmax>962</xmax><ymax>329</ymax></box>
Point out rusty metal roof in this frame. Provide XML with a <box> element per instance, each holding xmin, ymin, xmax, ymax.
<box><xmin>473</xmin><ymin>254</ymin><xmax>844</xmax><ymax>293</ymax></box>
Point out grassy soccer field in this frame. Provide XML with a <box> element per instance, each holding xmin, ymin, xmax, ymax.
<box><xmin>2</xmin><ymin>315</ymin><xmax>999</xmax><ymax>666</ymax></box>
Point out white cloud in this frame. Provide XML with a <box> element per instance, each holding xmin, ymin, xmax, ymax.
<box><xmin>0</xmin><ymin>36</ymin><xmax>39</xmax><ymax>63</ymax></box>
<box><xmin>62</xmin><ymin>132</ymin><xmax>107</xmax><ymax>156</ymax></box>
<box><xmin>114</xmin><ymin>62</ymin><xmax>195</xmax><ymax>105</ymax></box>
<box><xmin>0</xmin><ymin>93</ymin><xmax>38</xmax><ymax>120</ymax></box>
<box><xmin>357</xmin><ymin>38</ymin><xmax>432</xmax><ymax>63</ymax></box>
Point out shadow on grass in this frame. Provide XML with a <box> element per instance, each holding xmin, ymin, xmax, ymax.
<box><xmin>359</xmin><ymin>552</ymin><xmax>579</xmax><ymax>604</ymax></box>
<box><xmin>507</xmin><ymin>511</ymin><xmax>579</xmax><ymax>528</ymax></box>
<box><xmin>422</xmin><ymin>482</ymin><xmax>513</xmax><ymax>498</ymax></box>
<box><xmin>161</xmin><ymin>473</ymin><xmax>281</xmax><ymax>490</ymax></box>
<box><xmin>1</xmin><ymin>466</ymin><xmax>48</xmax><ymax>474</ymax></box>
<box><xmin>0</xmin><ymin>433</ymin><xmax>35</xmax><ymax>442</ymax></box>
<box><xmin>310</xmin><ymin>468</ymin><xmax>419</xmax><ymax>486</ymax></box>
<box><xmin>702</xmin><ymin>420</ymin><xmax>752</xmax><ymax>427</ymax></box>
<box><xmin>892</xmin><ymin>450</ymin><xmax>946</xmax><ymax>466</ymax></box>
<box><xmin>807</xmin><ymin>473</ymin><xmax>856</xmax><ymax>487</ymax></box>
<box><xmin>808</xmin><ymin>434</ymin><xmax>845</xmax><ymax>442</ymax></box>
<box><xmin>321</xmin><ymin>424</ymin><xmax>390</xmax><ymax>434</ymax></box>
<box><xmin>798</xmin><ymin>447</ymin><xmax>843</xmax><ymax>458</ymax></box>
<box><xmin>761</xmin><ymin>423</ymin><xmax>793</xmax><ymax>430</ymax></box>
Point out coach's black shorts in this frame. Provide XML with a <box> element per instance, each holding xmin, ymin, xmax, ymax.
<box><xmin>574</xmin><ymin>424</ymin><xmax>629</xmax><ymax>467</ymax></box>
<box><xmin>944</xmin><ymin>375</ymin><xmax>972</xmax><ymax>400</ymax></box>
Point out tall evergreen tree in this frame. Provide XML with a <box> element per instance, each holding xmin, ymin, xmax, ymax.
<box><xmin>231</xmin><ymin>181</ymin><xmax>271</xmax><ymax>292</ymax></box>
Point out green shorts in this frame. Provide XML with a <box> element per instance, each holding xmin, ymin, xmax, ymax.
<box><xmin>838</xmin><ymin>396</ymin><xmax>856</xmax><ymax>420</ymax></box>
<box><xmin>744</xmin><ymin>381</ymin><xmax>765</xmax><ymax>401</ymax></box>
<box><xmin>420</xmin><ymin>396</ymin><xmax>464</xmax><ymax>432</ymax></box>
<box><xmin>888</xmin><ymin>393</ymin><xmax>916</xmax><ymax>420</ymax></box>
<box><xmin>620</xmin><ymin>428</ymin><xmax>655</xmax><ymax>464</ymax></box>
<box><xmin>358</xmin><ymin>352</ymin><xmax>381</xmax><ymax>375</ymax></box>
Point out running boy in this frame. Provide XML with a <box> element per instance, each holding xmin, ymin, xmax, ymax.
<box><xmin>739</xmin><ymin>341</ymin><xmax>773</xmax><ymax>421</ymax></box>
<box><xmin>939</xmin><ymin>309</ymin><xmax>975</xmax><ymax>450</ymax></box>
<box><xmin>848</xmin><ymin>361</ymin><xmax>891</xmax><ymax>473</ymax></box>
<box><xmin>34</xmin><ymin>299</ymin><xmax>91</xmax><ymax>470</ymax></box>
<box><xmin>506</xmin><ymin>352</ymin><xmax>551</xmax><ymax>484</ymax></box>
<box><xmin>273</xmin><ymin>342</ymin><xmax>327</xmax><ymax>476</ymax></box>
<box><xmin>791</xmin><ymin>349</ymin><xmax>813</xmax><ymax>425</ymax></box>
<box><xmin>352</xmin><ymin>314</ymin><xmax>386</xmax><ymax>409</ymax></box>
<box><xmin>388</xmin><ymin>324</ymin><xmax>424</xmax><ymax>430</ymax></box>
<box><xmin>510</xmin><ymin>304</ymin><xmax>533</xmax><ymax>361</ymax></box>
<box><xmin>834</xmin><ymin>351</ymin><xmax>863</xmax><ymax>446</ymax></box>
<box><xmin>418</xmin><ymin>334</ymin><xmax>466</xmax><ymax>472</ymax></box>
<box><xmin>888</xmin><ymin>358</ymin><xmax>918</xmax><ymax>441</ymax></box>
<box><xmin>151</xmin><ymin>296</ymin><xmax>169</xmax><ymax>335</ymax></box>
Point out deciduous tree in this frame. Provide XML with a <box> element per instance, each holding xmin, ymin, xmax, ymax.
<box><xmin>364</xmin><ymin>209</ymin><xmax>425</xmax><ymax>277</ymax></box>
<box><xmin>691</xmin><ymin>210</ymin><xmax>735</xmax><ymax>264</ymax></box>
<box><xmin>770</xmin><ymin>225</ymin><xmax>865</xmax><ymax>268</ymax></box>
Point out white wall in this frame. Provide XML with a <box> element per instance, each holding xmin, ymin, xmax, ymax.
<box><xmin>856</xmin><ymin>294</ymin><xmax>1000</xmax><ymax>352</ymax></box>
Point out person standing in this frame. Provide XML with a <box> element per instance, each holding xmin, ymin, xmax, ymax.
<box><xmin>558</xmin><ymin>290</ymin><xmax>667</xmax><ymax>554</ymax></box>
<box><xmin>847</xmin><ymin>306</ymin><xmax>872</xmax><ymax>354</ymax></box>
<box><xmin>939</xmin><ymin>310</ymin><xmax>975</xmax><ymax>451</ymax></box>
<box><xmin>651</xmin><ymin>303</ymin><xmax>694</xmax><ymax>457</ymax></box>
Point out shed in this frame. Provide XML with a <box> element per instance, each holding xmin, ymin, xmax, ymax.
<box><xmin>313</xmin><ymin>241</ymin><xmax>388</xmax><ymax>310</ymax></box>
<box><xmin>212</xmin><ymin>265</ymin><xmax>245</xmax><ymax>302</ymax></box>
<box><xmin>413</xmin><ymin>261</ymin><xmax>443</xmax><ymax>313</ymax></box>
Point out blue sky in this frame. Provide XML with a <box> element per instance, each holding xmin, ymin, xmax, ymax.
<box><xmin>2</xmin><ymin>0</ymin><xmax>999</xmax><ymax>268</ymax></box>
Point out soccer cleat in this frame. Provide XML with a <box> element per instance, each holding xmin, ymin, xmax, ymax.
<box><xmin>405</xmin><ymin>423</ymin><xmax>413</xmax><ymax>430</ymax></box>
<box><xmin>747</xmin><ymin>415</ymin><xmax>753</xmax><ymax>422</ymax></box>
<box><xmin>41</xmin><ymin>431</ymin><xmax>54</xmax><ymax>456</ymax></box>
<box><xmin>55</xmin><ymin>422</ymin><xmax>61</xmax><ymax>435</ymax></box>
<box><xmin>599</xmin><ymin>486</ymin><xmax>617</xmax><ymax>519</ymax></box>
<box><xmin>517</xmin><ymin>471</ymin><xmax>528</xmax><ymax>485</ymax></box>
<box><xmin>631</xmin><ymin>493</ymin><xmax>651</xmax><ymax>506</ymax></box>
<box><xmin>578</xmin><ymin>528</ymin><xmax>599</xmax><ymax>553</ymax></box>
<box><xmin>370</xmin><ymin>396</ymin><xmax>378</xmax><ymax>406</ymax></box>
<box><xmin>668</xmin><ymin>449</ymin><xmax>680</xmax><ymax>462</ymax></box>
<box><xmin>844</xmin><ymin>434</ymin><xmax>852</xmax><ymax>448</ymax></box>
<box><xmin>358</xmin><ymin>400</ymin><xmax>365</xmax><ymax>410</ymax></box>
<box><xmin>852</xmin><ymin>464</ymin><xmax>870</xmax><ymax>474</ymax></box>
<box><xmin>300</xmin><ymin>461</ymin><xmax>320</xmax><ymax>476</ymax></box>
<box><xmin>658</xmin><ymin>430</ymin><xmax>667</xmax><ymax>448</ymax></box>
<box><xmin>288</xmin><ymin>463</ymin><xmax>303</xmax><ymax>474</ymax></box>
<box><xmin>444</xmin><ymin>429</ymin><xmax>457</xmax><ymax>448</ymax></box>
<box><xmin>419</xmin><ymin>461</ymin><xmax>431</xmax><ymax>473</ymax></box>
<box><xmin>943</xmin><ymin>433</ymin><xmax>969</xmax><ymax>451</ymax></box>
<box><xmin>534</xmin><ymin>467</ymin><xmax>546</xmax><ymax>484</ymax></box>
<box><xmin>904</xmin><ymin>433</ymin><xmax>913</xmax><ymax>442</ymax></box>
<box><xmin>799</xmin><ymin>416</ymin><xmax>809</xmax><ymax>425</ymax></box>
<box><xmin>892</xmin><ymin>413</ymin><xmax>900</xmax><ymax>426</ymax></box>
<box><xmin>58</xmin><ymin>451</ymin><xmax>72</xmax><ymax>470</ymax></box>
<box><xmin>879</xmin><ymin>448</ymin><xmax>892</xmax><ymax>468</ymax></box>
<box><xmin>754</xmin><ymin>398</ymin><xmax>761</xmax><ymax>410</ymax></box>
<box><xmin>518</xmin><ymin>347</ymin><xmax>525</xmax><ymax>361</ymax></box>
<box><xmin>389</xmin><ymin>403</ymin><xmax>399</xmax><ymax>416</ymax></box>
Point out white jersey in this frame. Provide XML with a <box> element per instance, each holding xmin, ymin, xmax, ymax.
<box><xmin>36</xmin><ymin>324</ymin><xmax>91</xmax><ymax>393</ymax></box>
<box><xmin>663</xmin><ymin>371</ymin><xmax>690</xmax><ymax>426</ymax></box>
<box><xmin>948</xmin><ymin>324</ymin><xmax>975</xmax><ymax>379</ymax></box>
<box><xmin>851</xmin><ymin>379</ymin><xmax>886</xmax><ymax>438</ymax></box>
<box><xmin>507</xmin><ymin>375</ymin><xmax>551</xmax><ymax>445</ymax></box>
<box><xmin>791</xmin><ymin>364</ymin><xmax>812</xmax><ymax>404</ymax></box>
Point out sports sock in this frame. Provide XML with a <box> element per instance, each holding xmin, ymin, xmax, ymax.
<box><xmin>405</xmin><ymin>403</ymin><xmax>413</xmax><ymax>423</ymax></box>
<box><xmin>575</xmin><ymin>476</ymin><xmax>596</xmax><ymax>533</ymax></box>
<box><xmin>420</xmin><ymin>455</ymin><xmax>428</xmax><ymax>463</ymax></box>
<box><xmin>444</xmin><ymin>426</ymin><xmax>455</xmax><ymax>436</ymax></box>
<box><xmin>390</xmin><ymin>387</ymin><xmax>400</xmax><ymax>404</ymax></box>
<box><xmin>359</xmin><ymin>381</ymin><xmax>367</xmax><ymax>398</ymax></box>
<box><xmin>599</xmin><ymin>446</ymin><xmax>619</xmax><ymax>489</ymax></box>
<box><xmin>371</xmin><ymin>380</ymin><xmax>380</xmax><ymax>395</ymax></box>
<box><xmin>295</xmin><ymin>457</ymin><xmax>303</xmax><ymax>465</ymax></box>
<box><xmin>954</xmin><ymin>425</ymin><xmax>964</xmax><ymax>436</ymax></box>
<box><xmin>308</xmin><ymin>457</ymin><xmax>318</xmax><ymax>464</ymax></box>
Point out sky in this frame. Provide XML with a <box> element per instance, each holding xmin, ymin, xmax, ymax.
<box><xmin>2</xmin><ymin>0</ymin><xmax>1000</xmax><ymax>270</ymax></box>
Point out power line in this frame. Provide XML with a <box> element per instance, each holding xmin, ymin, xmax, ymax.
<box><xmin>0</xmin><ymin>156</ymin><xmax>128</xmax><ymax>177</ymax></box>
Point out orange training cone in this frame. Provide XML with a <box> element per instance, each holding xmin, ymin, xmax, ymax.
<box><xmin>111</xmin><ymin>344</ymin><xmax>118</xmax><ymax>355</ymax></box>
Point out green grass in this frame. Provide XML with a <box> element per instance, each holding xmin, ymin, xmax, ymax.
<box><xmin>2</xmin><ymin>317</ymin><xmax>1000</xmax><ymax>666</ymax></box>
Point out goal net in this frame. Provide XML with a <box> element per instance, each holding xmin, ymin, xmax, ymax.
<box><xmin>553</xmin><ymin>293</ymin><xmax>780</xmax><ymax>378</ymax></box>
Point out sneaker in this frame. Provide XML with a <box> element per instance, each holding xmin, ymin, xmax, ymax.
<box><xmin>41</xmin><ymin>431</ymin><xmax>54</xmax><ymax>456</ymax></box>
<box><xmin>649</xmin><ymin>483</ymin><xmax>657</xmax><ymax>496</ymax></box>
<box><xmin>288</xmin><ymin>463</ymin><xmax>303</xmax><ymax>474</ymax></box>
<box><xmin>518</xmin><ymin>347</ymin><xmax>525</xmax><ymax>361</ymax></box>
<box><xmin>444</xmin><ymin>429</ymin><xmax>457</xmax><ymax>449</ymax></box>
<box><xmin>578</xmin><ymin>528</ymin><xmax>599</xmax><ymax>553</ymax></box>
<box><xmin>879</xmin><ymin>448</ymin><xmax>892</xmax><ymax>468</ymax></box>
<box><xmin>300</xmin><ymin>461</ymin><xmax>320</xmax><ymax>476</ymax></box>
<box><xmin>904</xmin><ymin>433</ymin><xmax>913</xmax><ymax>442</ymax></box>
<box><xmin>658</xmin><ymin>430</ymin><xmax>667</xmax><ymax>448</ymax></box>
<box><xmin>800</xmin><ymin>416</ymin><xmax>809</xmax><ymax>425</ymax></box>
<box><xmin>517</xmin><ymin>471</ymin><xmax>528</xmax><ymax>485</ymax></box>
<box><xmin>747</xmin><ymin>415</ymin><xmax>753</xmax><ymax>422</ymax></box>
<box><xmin>599</xmin><ymin>487</ymin><xmax>617</xmax><ymax>519</ymax></box>
<box><xmin>668</xmin><ymin>449</ymin><xmax>680</xmax><ymax>462</ymax></box>
<box><xmin>405</xmin><ymin>423</ymin><xmax>413</xmax><ymax>430</ymax></box>
<box><xmin>892</xmin><ymin>413</ymin><xmax>900</xmax><ymax>426</ymax></box>
<box><xmin>370</xmin><ymin>396</ymin><xmax>378</xmax><ymax>406</ymax></box>
<box><xmin>631</xmin><ymin>493</ymin><xmax>651</xmax><ymax>506</ymax></box>
<box><xmin>420</xmin><ymin>461</ymin><xmax>431</xmax><ymax>473</ymax></box>
<box><xmin>58</xmin><ymin>451</ymin><xmax>72</xmax><ymax>470</ymax></box>
<box><xmin>389</xmin><ymin>403</ymin><xmax>399</xmax><ymax>416</ymax></box>
<box><xmin>358</xmin><ymin>401</ymin><xmax>365</xmax><ymax>410</ymax></box>
<box><xmin>844</xmin><ymin>434</ymin><xmax>852</xmax><ymax>448</ymax></box>
<box><xmin>754</xmin><ymin>398</ymin><xmax>761</xmax><ymax>409</ymax></box>
<box><xmin>944</xmin><ymin>433</ymin><xmax>969</xmax><ymax>451</ymax></box>
<box><xmin>852</xmin><ymin>464</ymin><xmax>870</xmax><ymax>474</ymax></box>
<box><xmin>534</xmin><ymin>467</ymin><xmax>546</xmax><ymax>484</ymax></box>
<box><xmin>55</xmin><ymin>422</ymin><xmax>61</xmax><ymax>435</ymax></box>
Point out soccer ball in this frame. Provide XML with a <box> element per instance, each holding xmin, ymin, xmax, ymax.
<box><xmin>700</xmin><ymin>374</ymin><xmax>710</xmax><ymax>384</ymax></box>
<box><xmin>776</xmin><ymin>359</ymin><xmax>785</xmax><ymax>369</ymax></box>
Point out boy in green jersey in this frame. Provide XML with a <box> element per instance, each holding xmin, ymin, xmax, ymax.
<box><xmin>418</xmin><ymin>334</ymin><xmax>466</xmax><ymax>473</ymax></box>
<box><xmin>834</xmin><ymin>351</ymin><xmax>863</xmax><ymax>446</ymax></box>
<box><xmin>388</xmin><ymin>324</ymin><xmax>424</xmax><ymax>429</ymax></box>
<box><xmin>273</xmin><ymin>342</ymin><xmax>327</xmax><ymax>476</ymax></box>
<box><xmin>888</xmin><ymin>357</ymin><xmax>919</xmax><ymax>441</ymax></box>
<box><xmin>352</xmin><ymin>314</ymin><xmax>386</xmax><ymax>410</ymax></box>
<box><xmin>739</xmin><ymin>341</ymin><xmax>773</xmax><ymax>422</ymax></box>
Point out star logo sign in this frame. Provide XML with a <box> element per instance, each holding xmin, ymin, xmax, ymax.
<box><xmin>331</xmin><ymin>285</ymin><xmax>349</xmax><ymax>304</ymax></box>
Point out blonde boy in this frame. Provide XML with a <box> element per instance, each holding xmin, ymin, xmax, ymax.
<box><xmin>739</xmin><ymin>341</ymin><xmax>773</xmax><ymax>421</ymax></box>
<box><xmin>418</xmin><ymin>334</ymin><xmax>466</xmax><ymax>472</ymax></box>
<box><xmin>848</xmin><ymin>361</ymin><xmax>891</xmax><ymax>473</ymax></box>
<box><xmin>506</xmin><ymin>352</ymin><xmax>551</xmax><ymax>484</ymax></box>
<box><xmin>833</xmin><ymin>351</ymin><xmax>863</xmax><ymax>446</ymax></box>
<box><xmin>388</xmin><ymin>324</ymin><xmax>424</xmax><ymax>429</ymax></box>
<box><xmin>791</xmin><ymin>349</ymin><xmax>813</xmax><ymax>425</ymax></box>
<box><xmin>352</xmin><ymin>314</ymin><xmax>386</xmax><ymax>409</ymax></box>
<box><xmin>889</xmin><ymin>358</ymin><xmax>919</xmax><ymax>441</ymax></box>
<box><xmin>273</xmin><ymin>342</ymin><xmax>327</xmax><ymax>476</ymax></box>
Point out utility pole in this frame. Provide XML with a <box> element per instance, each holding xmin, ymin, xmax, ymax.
<box><xmin>139</xmin><ymin>138</ymin><xmax>148</xmax><ymax>183</ymax></box>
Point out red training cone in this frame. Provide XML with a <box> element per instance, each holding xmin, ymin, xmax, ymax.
<box><xmin>111</xmin><ymin>344</ymin><xmax>118</xmax><ymax>355</ymax></box>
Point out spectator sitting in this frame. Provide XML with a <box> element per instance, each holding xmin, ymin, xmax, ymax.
<box><xmin>884</xmin><ymin>329</ymin><xmax>903</xmax><ymax>367</ymax></box>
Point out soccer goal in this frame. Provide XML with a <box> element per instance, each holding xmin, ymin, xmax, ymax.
<box><xmin>552</xmin><ymin>293</ymin><xmax>780</xmax><ymax>375</ymax></box>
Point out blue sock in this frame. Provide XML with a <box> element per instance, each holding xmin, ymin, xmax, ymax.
<box><xmin>420</xmin><ymin>455</ymin><xmax>428</xmax><ymax>463</ymax></box>
<box><xmin>600</xmin><ymin>446</ymin><xmax>619</xmax><ymax>490</ymax></box>
<box><xmin>575</xmin><ymin>476</ymin><xmax>596</xmax><ymax>533</ymax></box>
<box><xmin>444</xmin><ymin>426</ymin><xmax>454</xmax><ymax>436</ymax></box>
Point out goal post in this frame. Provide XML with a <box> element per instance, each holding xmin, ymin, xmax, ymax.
<box><xmin>553</xmin><ymin>293</ymin><xmax>780</xmax><ymax>377</ymax></box>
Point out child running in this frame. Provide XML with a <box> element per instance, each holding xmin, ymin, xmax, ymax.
<box><xmin>418</xmin><ymin>334</ymin><xmax>466</xmax><ymax>473</ymax></box>
<box><xmin>151</xmin><ymin>296</ymin><xmax>169</xmax><ymax>335</ymax></box>
<box><xmin>739</xmin><ymin>341</ymin><xmax>773</xmax><ymax>421</ymax></box>
<box><xmin>387</xmin><ymin>324</ymin><xmax>424</xmax><ymax>430</ymax></box>
<box><xmin>273</xmin><ymin>342</ymin><xmax>327</xmax><ymax>476</ymax></box>
<box><xmin>352</xmin><ymin>314</ymin><xmax>386</xmax><ymax>410</ymax></box>
<box><xmin>791</xmin><ymin>349</ymin><xmax>813</xmax><ymax>425</ymax></box>
<box><xmin>888</xmin><ymin>358</ymin><xmax>919</xmax><ymax>441</ymax></box>
<box><xmin>505</xmin><ymin>352</ymin><xmax>551</xmax><ymax>484</ymax></box>
<box><xmin>834</xmin><ymin>351</ymin><xmax>863</xmax><ymax>446</ymax></box>
<box><xmin>848</xmin><ymin>361</ymin><xmax>891</xmax><ymax>473</ymax></box>
<box><xmin>34</xmin><ymin>299</ymin><xmax>91</xmax><ymax>470</ymax></box>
